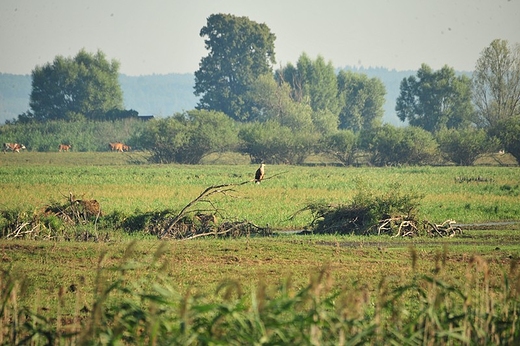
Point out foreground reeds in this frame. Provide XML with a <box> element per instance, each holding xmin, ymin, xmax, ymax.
<box><xmin>1</xmin><ymin>243</ymin><xmax>518</xmax><ymax>345</ymax></box>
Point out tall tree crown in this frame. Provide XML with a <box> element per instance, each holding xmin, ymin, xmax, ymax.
<box><xmin>278</xmin><ymin>54</ymin><xmax>339</xmax><ymax>114</ymax></box>
<box><xmin>337</xmin><ymin>70</ymin><xmax>386</xmax><ymax>132</ymax></box>
<box><xmin>194</xmin><ymin>13</ymin><xmax>276</xmax><ymax>122</ymax></box>
<box><xmin>472</xmin><ymin>39</ymin><xmax>520</xmax><ymax>128</ymax></box>
<box><xmin>396</xmin><ymin>64</ymin><xmax>474</xmax><ymax>132</ymax></box>
<box><xmin>29</xmin><ymin>49</ymin><xmax>123</xmax><ymax>122</ymax></box>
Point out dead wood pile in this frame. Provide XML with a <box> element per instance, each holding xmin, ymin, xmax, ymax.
<box><xmin>121</xmin><ymin>182</ymin><xmax>272</xmax><ymax>239</ymax></box>
<box><xmin>423</xmin><ymin>219</ymin><xmax>463</xmax><ymax>237</ymax></box>
<box><xmin>2</xmin><ymin>192</ymin><xmax>104</xmax><ymax>240</ymax></box>
<box><xmin>44</xmin><ymin>192</ymin><xmax>102</xmax><ymax>224</ymax></box>
<box><xmin>297</xmin><ymin>201</ymin><xmax>463</xmax><ymax>238</ymax></box>
<box><xmin>156</xmin><ymin>182</ymin><xmax>272</xmax><ymax>239</ymax></box>
<box><xmin>2</xmin><ymin>180</ymin><xmax>274</xmax><ymax>241</ymax></box>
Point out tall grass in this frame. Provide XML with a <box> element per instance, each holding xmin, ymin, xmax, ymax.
<box><xmin>0</xmin><ymin>119</ymin><xmax>146</xmax><ymax>152</ymax></box>
<box><xmin>1</xmin><ymin>243</ymin><xmax>518</xmax><ymax>345</ymax></box>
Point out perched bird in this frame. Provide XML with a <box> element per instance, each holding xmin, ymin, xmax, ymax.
<box><xmin>255</xmin><ymin>163</ymin><xmax>265</xmax><ymax>184</ymax></box>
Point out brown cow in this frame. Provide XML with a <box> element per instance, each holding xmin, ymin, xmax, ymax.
<box><xmin>122</xmin><ymin>144</ymin><xmax>131</xmax><ymax>152</ymax></box>
<box><xmin>3</xmin><ymin>143</ymin><xmax>26</xmax><ymax>153</ymax></box>
<box><xmin>109</xmin><ymin>142</ymin><xmax>124</xmax><ymax>152</ymax></box>
<box><xmin>58</xmin><ymin>144</ymin><xmax>72</xmax><ymax>152</ymax></box>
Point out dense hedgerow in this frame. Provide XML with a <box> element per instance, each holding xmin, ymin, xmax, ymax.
<box><xmin>2</xmin><ymin>117</ymin><xmax>514</xmax><ymax>165</ymax></box>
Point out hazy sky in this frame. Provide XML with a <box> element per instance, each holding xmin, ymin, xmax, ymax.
<box><xmin>1</xmin><ymin>0</ymin><xmax>519</xmax><ymax>76</ymax></box>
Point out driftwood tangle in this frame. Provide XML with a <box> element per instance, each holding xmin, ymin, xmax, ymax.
<box><xmin>159</xmin><ymin>178</ymin><xmax>279</xmax><ymax>240</ymax></box>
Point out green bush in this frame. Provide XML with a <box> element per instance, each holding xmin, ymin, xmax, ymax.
<box><xmin>488</xmin><ymin>115</ymin><xmax>520</xmax><ymax>164</ymax></box>
<box><xmin>436</xmin><ymin>128</ymin><xmax>500</xmax><ymax>165</ymax></box>
<box><xmin>137</xmin><ymin>110</ymin><xmax>239</xmax><ymax>164</ymax></box>
<box><xmin>239</xmin><ymin>120</ymin><xmax>319</xmax><ymax>164</ymax></box>
<box><xmin>362</xmin><ymin>125</ymin><xmax>440</xmax><ymax>166</ymax></box>
<box><xmin>319</xmin><ymin>129</ymin><xmax>358</xmax><ymax>165</ymax></box>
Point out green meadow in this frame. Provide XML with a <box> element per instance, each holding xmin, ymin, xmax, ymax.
<box><xmin>1</xmin><ymin>152</ymin><xmax>519</xmax><ymax>230</ymax></box>
<box><xmin>1</xmin><ymin>152</ymin><xmax>520</xmax><ymax>344</ymax></box>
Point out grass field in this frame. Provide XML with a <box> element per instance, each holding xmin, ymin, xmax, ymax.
<box><xmin>1</xmin><ymin>152</ymin><xmax>519</xmax><ymax>230</ymax></box>
<box><xmin>1</xmin><ymin>152</ymin><xmax>519</xmax><ymax>344</ymax></box>
<box><xmin>2</xmin><ymin>232</ymin><xmax>520</xmax><ymax>344</ymax></box>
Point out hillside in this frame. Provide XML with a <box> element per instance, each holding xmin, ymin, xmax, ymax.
<box><xmin>0</xmin><ymin>69</ymin><xmax>421</xmax><ymax>125</ymax></box>
<box><xmin>118</xmin><ymin>73</ymin><xmax>199</xmax><ymax>116</ymax></box>
<box><xmin>0</xmin><ymin>73</ymin><xmax>31</xmax><ymax>123</ymax></box>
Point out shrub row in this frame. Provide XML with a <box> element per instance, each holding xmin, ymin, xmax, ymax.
<box><xmin>0</xmin><ymin>115</ymin><xmax>513</xmax><ymax>166</ymax></box>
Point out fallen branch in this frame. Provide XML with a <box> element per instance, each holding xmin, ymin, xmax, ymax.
<box><xmin>159</xmin><ymin>173</ymin><xmax>284</xmax><ymax>239</ymax></box>
<box><xmin>424</xmin><ymin>219</ymin><xmax>462</xmax><ymax>237</ymax></box>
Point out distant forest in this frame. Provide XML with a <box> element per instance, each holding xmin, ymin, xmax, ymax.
<box><xmin>1</xmin><ymin>67</ymin><xmax>468</xmax><ymax>125</ymax></box>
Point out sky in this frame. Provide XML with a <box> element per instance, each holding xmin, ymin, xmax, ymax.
<box><xmin>1</xmin><ymin>0</ymin><xmax>519</xmax><ymax>76</ymax></box>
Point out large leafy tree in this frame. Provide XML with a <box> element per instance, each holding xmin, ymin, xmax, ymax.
<box><xmin>472</xmin><ymin>39</ymin><xmax>520</xmax><ymax>128</ymax></box>
<box><xmin>247</xmin><ymin>73</ymin><xmax>338</xmax><ymax>135</ymax></box>
<box><xmin>194</xmin><ymin>13</ymin><xmax>276</xmax><ymax>122</ymax></box>
<box><xmin>395</xmin><ymin>64</ymin><xmax>474</xmax><ymax>132</ymax></box>
<box><xmin>28</xmin><ymin>49</ymin><xmax>123</xmax><ymax>122</ymax></box>
<box><xmin>241</xmin><ymin>74</ymin><xmax>328</xmax><ymax>164</ymax></box>
<box><xmin>337</xmin><ymin>70</ymin><xmax>386</xmax><ymax>132</ymax></box>
<box><xmin>246</xmin><ymin>74</ymin><xmax>313</xmax><ymax>130</ymax></box>
<box><xmin>278</xmin><ymin>54</ymin><xmax>340</xmax><ymax>115</ymax></box>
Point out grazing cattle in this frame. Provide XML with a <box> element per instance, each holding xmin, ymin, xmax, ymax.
<box><xmin>58</xmin><ymin>144</ymin><xmax>72</xmax><ymax>152</ymax></box>
<box><xmin>122</xmin><ymin>144</ymin><xmax>131</xmax><ymax>152</ymax></box>
<box><xmin>109</xmin><ymin>142</ymin><xmax>124</xmax><ymax>152</ymax></box>
<box><xmin>254</xmin><ymin>163</ymin><xmax>265</xmax><ymax>184</ymax></box>
<box><xmin>3</xmin><ymin>143</ymin><xmax>26</xmax><ymax>153</ymax></box>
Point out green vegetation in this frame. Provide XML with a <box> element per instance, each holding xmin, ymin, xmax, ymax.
<box><xmin>0</xmin><ymin>154</ymin><xmax>519</xmax><ymax>344</ymax></box>
<box><xmin>2</xmin><ymin>235</ymin><xmax>520</xmax><ymax>344</ymax></box>
<box><xmin>436</xmin><ymin>128</ymin><xmax>501</xmax><ymax>165</ymax></box>
<box><xmin>473</xmin><ymin>39</ymin><xmax>520</xmax><ymax>129</ymax></box>
<box><xmin>2</xmin><ymin>116</ymin><xmax>518</xmax><ymax>166</ymax></box>
<box><xmin>138</xmin><ymin>110</ymin><xmax>239</xmax><ymax>164</ymax></box>
<box><xmin>396</xmin><ymin>64</ymin><xmax>474</xmax><ymax>132</ymax></box>
<box><xmin>3</xmin><ymin>34</ymin><xmax>519</xmax><ymax>166</ymax></box>
<box><xmin>0</xmin><ymin>20</ymin><xmax>519</xmax><ymax>343</ymax></box>
<box><xmin>0</xmin><ymin>118</ymin><xmax>146</xmax><ymax>152</ymax></box>
<box><xmin>1</xmin><ymin>153</ymin><xmax>519</xmax><ymax>233</ymax></box>
<box><xmin>194</xmin><ymin>13</ymin><xmax>276</xmax><ymax>122</ymax></box>
<box><xmin>336</xmin><ymin>70</ymin><xmax>385</xmax><ymax>131</ymax></box>
<box><xmin>24</xmin><ymin>49</ymin><xmax>125</xmax><ymax>123</ymax></box>
<box><xmin>362</xmin><ymin>125</ymin><xmax>440</xmax><ymax>166</ymax></box>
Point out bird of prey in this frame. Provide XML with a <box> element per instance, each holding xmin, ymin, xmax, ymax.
<box><xmin>255</xmin><ymin>163</ymin><xmax>265</xmax><ymax>184</ymax></box>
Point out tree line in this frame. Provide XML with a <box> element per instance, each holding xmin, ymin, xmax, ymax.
<box><xmin>0</xmin><ymin>113</ymin><xmax>509</xmax><ymax>166</ymax></box>
<box><xmin>1</xmin><ymin>13</ymin><xmax>519</xmax><ymax>165</ymax></box>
